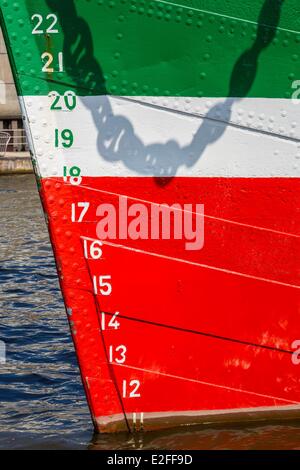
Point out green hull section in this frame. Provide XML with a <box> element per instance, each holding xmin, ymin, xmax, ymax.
<box><xmin>1</xmin><ymin>0</ymin><xmax>299</xmax><ymax>98</ymax></box>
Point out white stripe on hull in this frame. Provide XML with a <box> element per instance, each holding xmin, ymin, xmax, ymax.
<box><xmin>122</xmin><ymin>96</ymin><xmax>300</xmax><ymax>141</ymax></box>
<box><xmin>24</xmin><ymin>95</ymin><xmax>300</xmax><ymax>178</ymax></box>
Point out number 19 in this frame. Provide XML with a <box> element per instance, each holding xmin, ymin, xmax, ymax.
<box><xmin>55</xmin><ymin>129</ymin><xmax>74</xmax><ymax>148</ymax></box>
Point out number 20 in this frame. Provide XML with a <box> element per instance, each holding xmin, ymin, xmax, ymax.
<box><xmin>49</xmin><ymin>91</ymin><xmax>77</xmax><ymax>111</ymax></box>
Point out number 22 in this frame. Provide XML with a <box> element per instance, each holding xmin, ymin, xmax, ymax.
<box><xmin>31</xmin><ymin>14</ymin><xmax>59</xmax><ymax>35</ymax></box>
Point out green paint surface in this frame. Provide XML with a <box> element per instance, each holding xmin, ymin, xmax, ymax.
<box><xmin>0</xmin><ymin>0</ymin><xmax>299</xmax><ymax>98</ymax></box>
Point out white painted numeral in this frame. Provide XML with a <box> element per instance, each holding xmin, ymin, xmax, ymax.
<box><xmin>41</xmin><ymin>52</ymin><xmax>64</xmax><ymax>73</ymax></box>
<box><xmin>122</xmin><ymin>380</ymin><xmax>141</xmax><ymax>398</ymax></box>
<box><xmin>41</xmin><ymin>52</ymin><xmax>53</xmax><ymax>73</ymax></box>
<box><xmin>46</xmin><ymin>14</ymin><xmax>59</xmax><ymax>34</ymax></box>
<box><xmin>32</xmin><ymin>13</ymin><xmax>59</xmax><ymax>35</ymax></box>
<box><xmin>101</xmin><ymin>312</ymin><xmax>120</xmax><ymax>331</ymax></box>
<box><xmin>93</xmin><ymin>275</ymin><xmax>112</xmax><ymax>296</ymax></box>
<box><xmin>109</xmin><ymin>345</ymin><xmax>127</xmax><ymax>364</ymax></box>
<box><xmin>83</xmin><ymin>239</ymin><xmax>103</xmax><ymax>260</ymax></box>
<box><xmin>132</xmin><ymin>412</ymin><xmax>144</xmax><ymax>431</ymax></box>
<box><xmin>58</xmin><ymin>52</ymin><xmax>64</xmax><ymax>72</ymax></box>
<box><xmin>71</xmin><ymin>202</ymin><xmax>90</xmax><ymax>223</ymax></box>
<box><xmin>101</xmin><ymin>312</ymin><xmax>120</xmax><ymax>330</ymax></box>
<box><xmin>31</xmin><ymin>14</ymin><xmax>43</xmax><ymax>34</ymax></box>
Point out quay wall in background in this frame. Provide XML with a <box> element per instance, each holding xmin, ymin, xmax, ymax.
<box><xmin>0</xmin><ymin>29</ymin><xmax>31</xmax><ymax>174</ymax></box>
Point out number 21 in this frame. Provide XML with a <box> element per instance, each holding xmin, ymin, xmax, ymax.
<box><xmin>41</xmin><ymin>52</ymin><xmax>64</xmax><ymax>73</ymax></box>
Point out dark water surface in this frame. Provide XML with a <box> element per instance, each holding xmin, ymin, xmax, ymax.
<box><xmin>1</xmin><ymin>174</ymin><xmax>300</xmax><ymax>450</ymax></box>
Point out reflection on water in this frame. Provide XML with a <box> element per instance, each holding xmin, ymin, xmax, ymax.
<box><xmin>0</xmin><ymin>174</ymin><xmax>300</xmax><ymax>450</ymax></box>
<box><xmin>0</xmin><ymin>174</ymin><xmax>91</xmax><ymax>449</ymax></box>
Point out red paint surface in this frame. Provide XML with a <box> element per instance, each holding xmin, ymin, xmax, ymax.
<box><xmin>40</xmin><ymin>176</ymin><xmax>300</xmax><ymax>430</ymax></box>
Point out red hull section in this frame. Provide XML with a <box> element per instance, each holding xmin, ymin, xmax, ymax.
<box><xmin>40</xmin><ymin>176</ymin><xmax>300</xmax><ymax>431</ymax></box>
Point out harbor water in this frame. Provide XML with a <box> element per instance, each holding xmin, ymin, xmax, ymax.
<box><xmin>0</xmin><ymin>174</ymin><xmax>300</xmax><ymax>450</ymax></box>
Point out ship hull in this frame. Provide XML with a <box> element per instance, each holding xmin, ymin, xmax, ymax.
<box><xmin>40</xmin><ymin>174</ymin><xmax>300</xmax><ymax>432</ymax></box>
